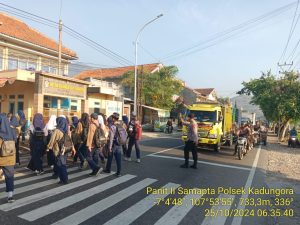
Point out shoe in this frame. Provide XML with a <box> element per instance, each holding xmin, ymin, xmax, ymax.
<box><xmin>136</xmin><ymin>159</ymin><xmax>141</xmax><ymax>163</ymax></box>
<box><xmin>58</xmin><ymin>180</ymin><xmax>68</xmax><ymax>185</ymax></box>
<box><xmin>7</xmin><ymin>197</ymin><xmax>15</xmax><ymax>203</ymax></box>
<box><xmin>88</xmin><ymin>172</ymin><xmax>95</xmax><ymax>176</ymax></box>
<box><xmin>51</xmin><ymin>174</ymin><xmax>58</xmax><ymax>179</ymax></box>
<box><xmin>36</xmin><ymin>170</ymin><xmax>45</xmax><ymax>176</ymax></box>
<box><xmin>127</xmin><ymin>157</ymin><xmax>132</xmax><ymax>162</ymax></box>
<box><xmin>124</xmin><ymin>157</ymin><xmax>128</xmax><ymax>161</ymax></box>
<box><xmin>190</xmin><ymin>165</ymin><xmax>197</xmax><ymax>169</ymax></box>
<box><xmin>115</xmin><ymin>173</ymin><xmax>121</xmax><ymax>177</ymax></box>
<box><xmin>180</xmin><ymin>164</ymin><xmax>188</xmax><ymax>168</ymax></box>
<box><xmin>103</xmin><ymin>169</ymin><xmax>111</xmax><ymax>174</ymax></box>
<box><xmin>50</xmin><ymin>165</ymin><xmax>54</xmax><ymax>169</ymax></box>
<box><xmin>95</xmin><ymin>167</ymin><xmax>103</xmax><ymax>176</ymax></box>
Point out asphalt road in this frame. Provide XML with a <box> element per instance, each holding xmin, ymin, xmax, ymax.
<box><xmin>0</xmin><ymin>133</ymin><xmax>275</xmax><ymax>225</ymax></box>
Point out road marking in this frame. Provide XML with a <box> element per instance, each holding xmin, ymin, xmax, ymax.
<box><xmin>19</xmin><ymin>174</ymin><xmax>136</xmax><ymax>221</ymax></box>
<box><xmin>103</xmin><ymin>183</ymin><xmax>180</xmax><ymax>225</ymax></box>
<box><xmin>144</xmin><ymin>145</ymin><xmax>185</xmax><ymax>158</ymax></box>
<box><xmin>0</xmin><ymin>167</ymin><xmax>78</xmax><ymax>190</ymax></box>
<box><xmin>0</xmin><ymin>172</ymin><xmax>113</xmax><ymax>211</ymax></box>
<box><xmin>231</xmin><ymin>146</ymin><xmax>261</xmax><ymax>225</ymax></box>
<box><xmin>154</xmin><ymin>193</ymin><xmax>201</xmax><ymax>225</ymax></box>
<box><xmin>51</xmin><ymin>178</ymin><xmax>157</xmax><ymax>225</ymax></box>
<box><xmin>14</xmin><ymin>167</ymin><xmax>52</xmax><ymax>178</ymax></box>
<box><xmin>148</xmin><ymin>154</ymin><xmax>251</xmax><ymax>171</ymax></box>
<box><xmin>201</xmin><ymin>194</ymin><xmax>235</xmax><ymax>225</ymax></box>
<box><xmin>141</xmin><ymin>137</ymin><xmax>182</xmax><ymax>142</ymax></box>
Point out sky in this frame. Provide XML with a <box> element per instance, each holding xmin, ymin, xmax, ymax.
<box><xmin>1</xmin><ymin>0</ymin><xmax>300</xmax><ymax>97</ymax></box>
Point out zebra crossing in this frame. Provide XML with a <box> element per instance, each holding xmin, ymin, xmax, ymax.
<box><xmin>0</xmin><ymin>159</ymin><xmax>242</xmax><ymax>225</ymax></box>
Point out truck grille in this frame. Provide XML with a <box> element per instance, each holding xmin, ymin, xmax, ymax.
<box><xmin>198</xmin><ymin>131</ymin><xmax>208</xmax><ymax>138</ymax></box>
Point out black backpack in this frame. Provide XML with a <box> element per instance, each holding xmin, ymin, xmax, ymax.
<box><xmin>93</xmin><ymin>125</ymin><xmax>107</xmax><ymax>148</ymax></box>
<box><xmin>58</xmin><ymin>132</ymin><xmax>73</xmax><ymax>154</ymax></box>
<box><xmin>81</xmin><ymin>125</ymin><xmax>89</xmax><ymax>144</ymax></box>
<box><xmin>116</xmin><ymin>124</ymin><xmax>128</xmax><ymax>145</ymax></box>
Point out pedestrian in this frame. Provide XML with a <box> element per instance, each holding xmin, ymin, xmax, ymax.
<box><xmin>70</xmin><ymin>116</ymin><xmax>79</xmax><ymax>163</ymax></box>
<box><xmin>27</xmin><ymin>113</ymin><xmax>47</xmax><ymax>175</ymax></box>
<box><xmin>86</xmin><ymin>113</ymin><xmax>103</xmax><ymax>176</ymax></box>
<box><xmin>103</xmin><ymin>113</ymin><xmax>123</xmax><ymax>176</ymax></box>
<box><xmin>9</xmin><ymin>116</ymin><xmax>20</xmax><ymax>165</ymax></box>
<box><xmin>97</xmin><ymin>113</ymin><xmax>107</xmax><ymax>164</ymax></box>
<box><xmin>0</xmin><ymin>113</ymin><xmax>16</xmax><ymax>203</ymax></box>
<box><xmin>180</xmin><ymin>113</ymin><xmax>198</xmax><ymax>169</ymax></box>
<box><xmin>74</xmin><ymin>113</ymin><xmax>89</xmax><ymax>169</ymax></box>
<box><xmin>125</xmin><ymin>112</ymin><xmax>142</xmax><ymax>163</ymax></box>
<box><xmin>17</xmin><ymin>110</ymin><xmax>27</xmax><ymax>144</ymax></box>
<box><xmin>121</xmin><ymin>115</ymin><xmax>129</xmax><ymax>156</ymax></box>
<box><xmin>44</xmin><ymin>115</ymin><xmax>57</xmax><ymax>167</ymax></box>
<box><xmin>47</xmin><ymin>117</ymin><xmax>75</xmax><ymax>184</ymax></box>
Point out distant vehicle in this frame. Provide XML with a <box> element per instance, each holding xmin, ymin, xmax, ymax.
<box><xmin>182</xmin><ymin>102</ymin><xmax>233</xmax><ymax>151</ymax></box>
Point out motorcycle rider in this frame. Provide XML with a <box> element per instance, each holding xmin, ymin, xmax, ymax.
<box><xmin>288</xmin><ymin>127</ymin><xmax>298</xmax><ymax>147</ymax></box>
<box><xmin>233</xmin><ymin>122</ymin><xmax>251</xmax><ymax>155</ymax></box>
<box><xmin>166</xmin><ymin>118</ymin><xmax>173</xmax><ymax>133</ymax></box>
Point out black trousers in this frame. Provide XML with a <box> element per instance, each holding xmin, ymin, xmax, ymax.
<box><xmin>184</xmin><ymin>140</ymin><xmax>197</xmax><ymax>165</ymax></box>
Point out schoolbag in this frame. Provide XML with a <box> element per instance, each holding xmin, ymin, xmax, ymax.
<box><xmin>116</xmin><ymin>124</ymin><xmax>128</xmax><ymax>145</ymax></box>
<box><xmin>58</xmin><ymin>132</ymin><xmax>73</xmax><ymax>155</ymax></box>
<box><xmin>81</xmin><ymin>125</ymin><xmax>89</xmax><ymax>144</ymax></box>
<box><xmin>93</xmin><ymin>125</ymin><xmax>107</xmax><ymax>148</ymax></box>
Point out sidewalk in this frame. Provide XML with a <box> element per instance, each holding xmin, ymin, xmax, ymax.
<box><xmin>265</xmin><ymin>135</ymin><xmax>300</xmax><ymax>225</ymax></box>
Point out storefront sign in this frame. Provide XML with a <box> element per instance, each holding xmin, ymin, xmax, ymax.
<box><xmin>42</xmin><ymin>77</ymin><xmax>86</xmax><ymax>99</ymax></box>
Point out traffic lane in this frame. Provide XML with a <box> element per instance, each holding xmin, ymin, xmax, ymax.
<box><xmin>145</xmin><ymin>144</ymin><xmax>259</xmax><ymax>170</ymax></box>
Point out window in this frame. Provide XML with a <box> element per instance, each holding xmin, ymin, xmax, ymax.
<box><xmin>71</xmin><ymin>106</ymin><xmax>77</xmax><ymax>111</ymax></box>
<box><xmin>0</xmin><ymin>55</ymin><xmax>3</xmax><ymax>71</ymax></box>
<box><xmin>27</xmin><ymin>61</ymin><xmax>36</xmax><ymax>71</ymax></box>
<box><xmin>42</xmin><ymin>65</ymin><xmax>50</xmax><ymax>73</ymax></box>
<box><xmin>8</xmin><ymin>57</ymin><xmax>18</xmax><ymax>70</ymax></box>
<box><xmin>18</xmin><ymin>95</ymin><xmax>24</xmax><ymax>99</ymax></box>
<box><xmin>71</xmin><ymin>100</ymin><xmax>77</xmax><ymax>103</ymax></box>
<box><xmin>18</xmin><ymin>102</ymin><xmax>24</xmax><ymax>111</ymax></box>
<box><xmin>9</xmin><ymin>102</ymin><xmax>15</xmax><ymax>114</ymax></box>
<box><xmin>18</xmin><ymin>59</ymin><xmax>27</xmax><ymax>70</ymax></box>
<box><xmin>9</xmin><ymin>95</ymin><xmax>15</xmax><ymax>100</ymax></box>
<box><xmin>94</xmin><ymin>102</ymin><xmax>100</xmax><ymax>106</ymax></box>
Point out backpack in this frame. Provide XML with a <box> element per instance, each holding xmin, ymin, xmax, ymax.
<box><xmin>81</xmin><ymin>125</ymin><xmax>89</xmax><ymax>144</ymax></box>
<box><xmin>127</xmin><ymin>121</ymin><xmax>136</xmax><ymax>138</ymax></box>
<box><xmin>93</xmin><ymin>125</ymin><xmax>107</xmax><ymax>148</ymax></box>
<box><xmin>58</xmin><ymin>132</ymin><xmax>73</xmax><ymax>155</ymax></box>
<box><xmin>0</xmin><ymin>138</ymin><xmax>16</xmax><ymax>157</ymax></box>
<box><xmin>116</xmin><ymin>124</ymin><xmax>128</xmax><ymax>145</ymax></box>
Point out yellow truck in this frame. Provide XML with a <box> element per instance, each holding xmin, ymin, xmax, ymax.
<box><xmin>182</xmin><ymin>102</ymin><xmax>233</xmax><ymax>151</ymax></box>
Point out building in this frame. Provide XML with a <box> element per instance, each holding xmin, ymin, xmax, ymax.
<box><xmin>75</xmin><ymin>63</ymin><xmax>163</xmax><ymax>99</ymax></box>
<box><xmin>0</xmin><ymin>13</ymin><xmax>90</xmax><ymax>120</ymax></box>
<box><xmin>194</xmin><ymin>88</ymin><xmax>218</xmax><ymax>101</ymax></box>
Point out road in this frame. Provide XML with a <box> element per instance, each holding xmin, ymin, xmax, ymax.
<box><xmin>0</xmin><ymin>133</ymin><xmax>276</xmax><ymax>225</ymax></box>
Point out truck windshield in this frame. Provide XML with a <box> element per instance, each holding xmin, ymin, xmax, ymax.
<box><xmin>189</xmin><ymin>110</ymin><xmax>217</xmax><ymax>123</ymax></box>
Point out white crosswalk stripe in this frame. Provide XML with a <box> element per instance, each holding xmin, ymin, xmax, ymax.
<box><xmin>103</xmin><ymin>182</ymin><xmax>180</xmax><ymax>225</ymax></box>
<box><xmin>154</xmin><ymin>193</ymin><xmax>201</xmax><ymax>225</ymax></box>
<box><xmin>0</xmin><ymin>167</ymin><xmax>78</xmax><ymax>189</ymax></box>
<box><xmin>19</xmin><ymin>174</ymin><xmax>136</xmax><ymax>221</ymax></box>
<box><xmin>51</xmin><ymin>178</ymin><xmax>157</xmax><ymax>225</ymax></box>
<box><xmin>201</xmin><ymin>194</ymin><xmax>235</xmax><ymax>225</ymax></box>
<box><xmin>0</xmin><ymin>172</ymin><xmax>113</xmax><ymax>211</ymax></box>
<box><xmin>0</xmin><ymin>167</ymin><xmax>91</xmax><ymax>199</ymax></box>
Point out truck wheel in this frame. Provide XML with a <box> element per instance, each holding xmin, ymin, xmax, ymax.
<box><xmin>214</xmin><ymin>141</ymin><xmax>220</xmax><ymax>152</ymax></box>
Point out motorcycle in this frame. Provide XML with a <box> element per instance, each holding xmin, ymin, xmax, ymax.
<box><xmin>253</xmin><ymin>131</ymin><xmax>259</xmax><ymax>147</ymax></box>
<box><xmin>164</xmin><ymin>125</ymin><xmax>173</xmax><ymax>134</ymax></box>
<box><xmin>288</xmin><ymin>135</ymin><xmax>298</xmax><ymax>148</ymax></box>
<box><xmin>259</xmin><ymin>131</ymin><xmax>267</xmax><ymax>146</ymax></box>
<box><xmin>236</xmin><ymin>136</ymin><xmax>249</xmax><ymax>160</ymax></box>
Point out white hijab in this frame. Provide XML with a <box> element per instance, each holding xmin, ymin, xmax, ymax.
<box><xmin>46</xmin><ymin>115</ymin><xmax>57</xmax><ymax>131</ymax></box>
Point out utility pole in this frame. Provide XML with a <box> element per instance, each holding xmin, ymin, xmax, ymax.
<box><xmin>58</xmin><ymin>19</ymin><xmax>62</xmax><ymax>75</ymax></box>
<box><xmin>277</xmin><ymin>61</ymin><xmax>293</xmax><ymax>74</ymax></box>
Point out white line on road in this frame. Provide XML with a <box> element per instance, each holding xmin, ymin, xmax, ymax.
<box><xmin>148</xmin><ymin>154</ymin><xmax>251</xmax><ymax>171</ymax></box>
<box><xmin>0</xmin><ymin>172</ymin><xmax>113</xmax><ymax>211</ymax></box>
<box><xmin>103</xmin><ymin>183</ymin><xmax>180</xmax><ymax>225</ymax></box>
<box><xmin>19</xmin><ymin>174</ymin><xmax>136</xmax><ymax>221</ymax></box>
<box><xmin>201</xmin><ymin>194</ymin><xmax>235</xmax><ymax>225</ymax></box>
<box><xmin>154</xmin><ymin>193</ymin><xmax>201</xmax><ymax>225</ymax></box>
<box><xmin>144</xmin><ymin>145</ymin><xmax>185</xmax><ymax>158</ymax></box>
<box><xmin>0</xmin><ymin>167</ymin><xmax>78</xmax><ymax>190</ymax></box>
<box><xmin>231</xmin><ymin>146</ymin><xmax>261</xmax><ymax>225</ymax></box>
<box><xmin>51</xmin><ymin>178</ymin><xmax>157</xmax><ymax>225</ymax></box>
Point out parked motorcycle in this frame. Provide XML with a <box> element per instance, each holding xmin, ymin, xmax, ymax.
<box><xmin>288</xmin><ymin>135</ymin><xmax>298</xmax><ymax>148</ymax></box>
<box><xmin>236</xmin><ymin>136</ymin><xmax>248</xmax><ymax>160</ymax></box>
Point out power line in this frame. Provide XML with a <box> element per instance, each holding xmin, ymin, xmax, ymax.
<box><xmin>160</xmin><ymin>1</ymin><xmax>297</xmax><ymax>61</ymax></box>
<box><xmin>139</xmin><ymin>44</ymin><xmax>161</xmax><ymax>63</ymax></box>
<box><xmin>278</xmin><ymin>0</ymin><xmax>300</xmax><ymax>63</ymax></box>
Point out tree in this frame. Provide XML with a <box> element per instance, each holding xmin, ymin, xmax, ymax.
<box><xmin>121</xmin><ymin>66</ymin><xmax>184</xmax><ymax>110</ymax></box>
<box><xmin>238</xmin><ymin>71</ymin><xmax>300</xmax><ymax>141</ymax></box>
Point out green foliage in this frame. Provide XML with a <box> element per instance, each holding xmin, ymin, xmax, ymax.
<box><xmin>238</xmin><ymin>71</ymin><xmax>300</xmax><ymax>124</ymax></box>
<box><xmin>121</xmin><ymin>66</ymin><xmax>183</xmax><ymax>110</ymax></box>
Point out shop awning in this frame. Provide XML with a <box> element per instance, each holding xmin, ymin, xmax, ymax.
<box><xmin>0</xmin><ymin>78</ymin><xmax>16</xmax><ymax>87</ymax></box>
<box><xmin>142</xmin><ymin>105</ymin><xmax>170</xmax><ymax>118</ymax></box>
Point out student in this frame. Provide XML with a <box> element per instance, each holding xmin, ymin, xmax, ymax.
<box><xmin>44</xmin><ymin>115</ymin><xmax>57</xmax><ymax>167</ymax></box>
<box><xmin>0</xmin><ymin>113</ymin><xmax>16</xmax><ymax>203</ymax></box>
<box><xmin>103</xmin><ymin>113</ymin><xmax>123</xmax><ymax>176</ymax></box>
<box><xmin>47</xmin><ymin>117</ymin><xmax>75</xmax><ymax>184</ymax></box>
<box><xmin>86</xmin><ymin>113</ymin><xmax>103</xmax><ymax>176</ymax></box>
<box><xmin>17</xmin><ymin>110</ymin><xmax>27</xmax><ymax>144</ymax></box>
<box><xmin>125</xmin><ymin>113</ymin><xmax>142</xmax><ymax>163</ymax></box>
<box><xmin>9</xmin><ymin>116</ymin><xmax>20</xmax><ymax>165</ymax></box>
<box><xmin>27</xmin><ymin>113</ymin><xmax>47</xmax><ymax>175</ymax></box>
